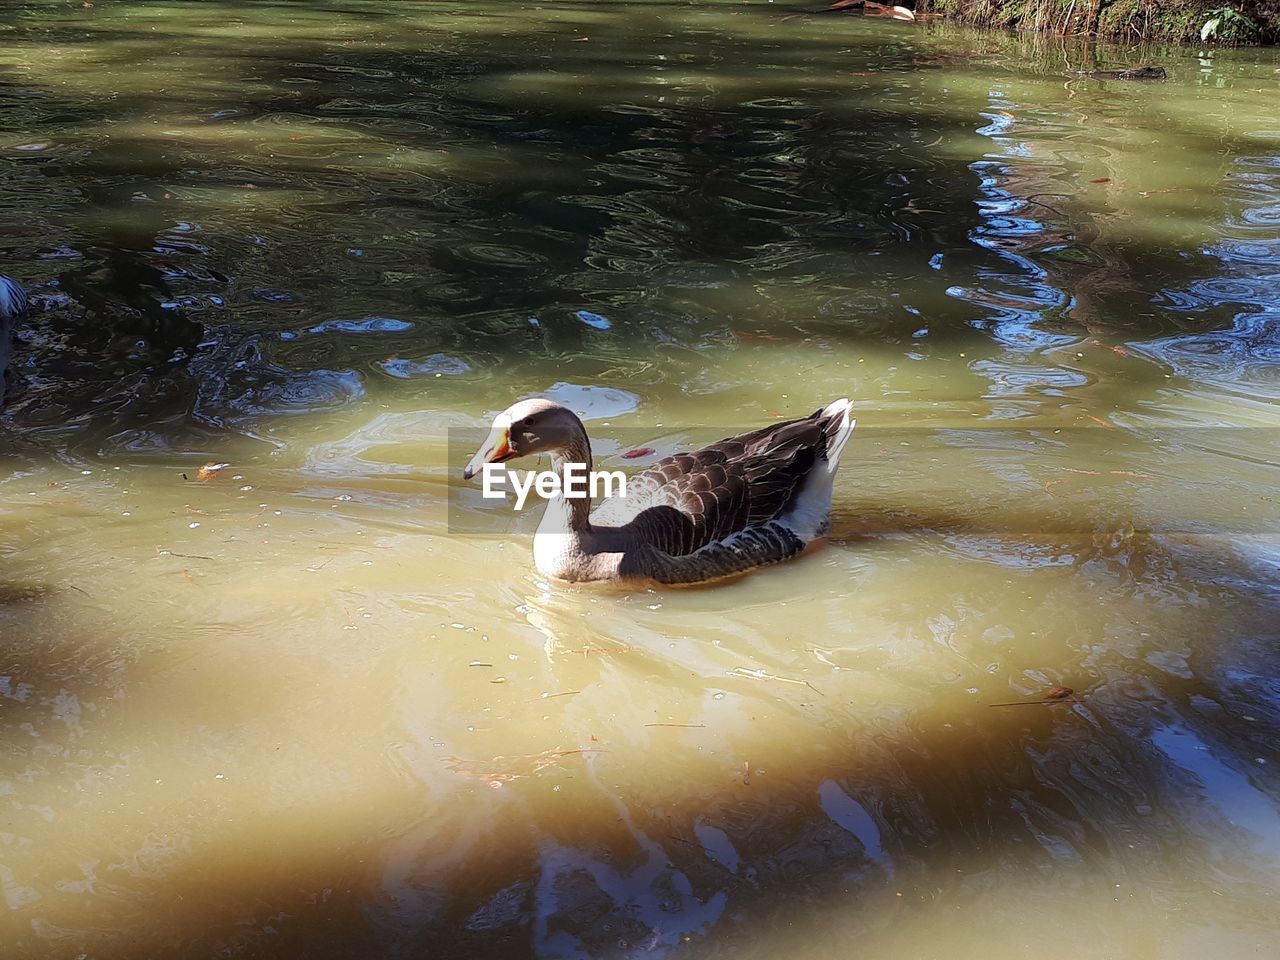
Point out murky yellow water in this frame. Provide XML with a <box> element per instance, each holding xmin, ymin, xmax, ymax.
<box><xmin>2</xmin><ymin>2</ymin><xmax>1280</xmax><ymax>958</ymax></box>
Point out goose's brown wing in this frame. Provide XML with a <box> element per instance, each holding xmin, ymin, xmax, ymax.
<box><xmin>598</xmin><ymin>410</ymin><xmax>828</xmax><ymax>558</ymax></box>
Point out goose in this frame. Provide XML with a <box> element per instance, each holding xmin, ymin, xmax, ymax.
<box><xmin>463</xmin><ymin>397</ymin><xmax>855</xmax><ymax>584</ymax></box>
<box><xmin>0</xmin><ymin>275</ymin><xmax>29</xmax><ymax>391</ymax></box>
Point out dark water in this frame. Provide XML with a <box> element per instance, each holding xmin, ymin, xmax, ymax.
<box><xmin>2</xmin><ymin>3</ymin><xmax>1280</xmax><ymax>958</ymax></box>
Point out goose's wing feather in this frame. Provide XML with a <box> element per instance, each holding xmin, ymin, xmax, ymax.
<box><xmin>618</xmin><ymin>523</ymin><xmax>807</xmax><ymax>584</ymax></box>
<box><xmin>592</xmin><ymin>410</ymin><xmax>828</xmax><ymax>557</ymax></box>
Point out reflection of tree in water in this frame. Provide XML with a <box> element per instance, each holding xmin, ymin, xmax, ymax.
<box><xmin>12</xmin><ymin>19</ymin><xmax>1241</xmax><ymax>452</ymax></box>
<box><xmin>2</xmin><ymin>23</ymin><xmax>1007</xmax><ymax>454</ymax></box>
<box><xmin>1132</xmin><ymin>151</ymin><xmax>1280</xmax><ymax>397</ymax></box>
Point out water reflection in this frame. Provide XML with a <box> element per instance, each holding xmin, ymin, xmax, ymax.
<box><xmin>1</xmin><ymin>2</ymin><xmax>1280</xmax><ymax>959</ymax></box>
<box><xmin>1137</xmin><ymin>151</ymin><xmax>1280</xmax><ymax>398</ymax></box>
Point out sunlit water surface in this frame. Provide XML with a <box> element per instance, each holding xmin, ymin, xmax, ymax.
<box><xmin>2</xmin><ymin>2</ymin><xmax>1280</xmax><ymax>958</ymax></box>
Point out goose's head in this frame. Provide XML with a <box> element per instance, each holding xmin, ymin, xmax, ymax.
<box><xmin>463</xmin><ymin>398</ymin><xmax>587</xmax><ymax>479</ymax></box>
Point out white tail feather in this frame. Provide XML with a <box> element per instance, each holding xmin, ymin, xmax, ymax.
<box><xmin>776</xmin><ymin>397</ymin><xmax>856</xmax><ymax>541</ymax></box>
<box><xmin>821</xmin><ymin>397</ymin><xmax>855</xmax><ymax>473</ymax></box>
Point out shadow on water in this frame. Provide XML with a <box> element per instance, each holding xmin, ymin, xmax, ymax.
<box><xmin>1</xmin><ymin>501</ymin><xmax>1278</xmax><ymax>958</ymax></box>
<box><xmin>2</xmin><ymin>1</ymin><xmax>1276</xmax><ymax>456</ymax></box>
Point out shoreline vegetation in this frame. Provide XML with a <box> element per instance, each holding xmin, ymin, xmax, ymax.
<box><xmin>843</xmin><ymin>1</ymin><xmax>1280</xmax><ymax>44</ymax></box>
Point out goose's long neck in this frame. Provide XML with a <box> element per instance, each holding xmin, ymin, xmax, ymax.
<box><xmin>540</xmin><ymin>432</ymin><xmax>593</xmax><ymax>535</ymax></box>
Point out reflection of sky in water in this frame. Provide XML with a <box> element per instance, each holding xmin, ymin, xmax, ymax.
<box><xmin>1150</xmin><ymin>723</ymin><xmax>1280</xmax><ymax>866</ymax></box>
<box><xmin>968</xmin><ymin>359</ymin><xmax>1089</xmax><ymax>399</ymax></box>
<box><xmin>540</xmin><ymin>382</ymin><xmax>641</xmax><ymax>420</ymax></box>
<box><xmin>962</xmin><ymin>96</ymin><xmax>1280</xmax><ymax>408</ymax></box>
<box><xmin>817</xmin><ymin>779</ymin><xmax>892</xmax><ymax>877</ymax></box>
<box><xmin>531</xmin><ymin>775</ymin><xmax>729</xmax><ymax>960</ymax></box>
<box><xmin>952</xmin><ymin>93</ymin><xmax>1074</xmax><ymax>380</ymax></box>
<box><xmin>1134</xmin><ymin>154</ymin><xmax>1280</xmax><ymax>399</ymax></box>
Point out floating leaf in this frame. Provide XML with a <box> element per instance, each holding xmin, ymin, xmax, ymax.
<box><xmin>197</xmin><ymin>462</ymin><xmax>230</xmax><ymax>482</ymax></box>
<box><xmin>622</xmin><ymin>447</ymin><xmax>655</xmax><ymax>459</ymax></box>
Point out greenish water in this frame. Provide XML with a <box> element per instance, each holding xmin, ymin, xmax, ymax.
<box><xmin>2</xmin><ymin>3</ymin><xmax>1280</xmax><ymax>959</ymax></box>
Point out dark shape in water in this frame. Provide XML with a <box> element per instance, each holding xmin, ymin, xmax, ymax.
<box><xmin>0</xmin><ymin>275</ymin><xmax>30</xmax><ymax>398</ymax></box>
<box><xmin>576</xmin><ymin>310</ymin><xmax>611</xmax><ymax>330</ymax></box>
<box><xmin>378</xmin><ymin>354</ymin><xmax>471</xmax><ymax>378</ymax></box>
<box><xmin>1073</xmin><ymin>66</ymin><xmax>1168</xmax><ymax>80</ymax></box>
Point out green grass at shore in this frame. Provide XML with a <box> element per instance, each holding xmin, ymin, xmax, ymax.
<box><xmin>919</xmin><ymin>0</ymin><xmax>1279</xmax><ymax>43</ymax></box>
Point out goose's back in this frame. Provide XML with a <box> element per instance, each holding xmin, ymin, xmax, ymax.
<box><xmin>591</xmin><ymin>411</ymin><xmax>830</xmax><ymax>558</ymax></box>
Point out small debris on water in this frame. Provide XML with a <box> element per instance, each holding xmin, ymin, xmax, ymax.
<box><xmin>988</xmin><ymin>685</ymin><xmax>1078</xmax><ymax>707</ymax></box>
<box><xmin>197</xmin><ymin>462</ymin><xmax>230</xmax><ymax>482</ymax></box>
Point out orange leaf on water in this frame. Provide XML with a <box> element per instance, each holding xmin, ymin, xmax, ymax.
<box><xmin>1090</xmin><ymin>177</ymin><xmax>1111</xmax><ymax>183</ymax></box>
<box><xmin>622</xmin><ymin>447</ymin><xmax>655</xmax><ymax>460</ymax></box>
<box><xmin>196</xmin><ymin>462</ymin><xmax>230</xmax><ymax>482</ymax></box>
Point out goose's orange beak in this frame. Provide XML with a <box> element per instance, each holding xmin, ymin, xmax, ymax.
<box><xmin>463</xmin><ymin>424</ymin><xmax>514</xmax><ymax>480</ymax></box>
